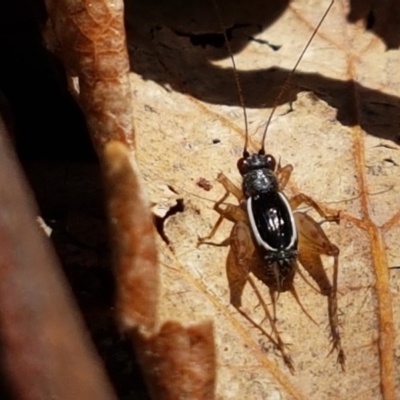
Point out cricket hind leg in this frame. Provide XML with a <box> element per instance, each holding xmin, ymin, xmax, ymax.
<box><xmin>228</xmin><ymin>221</ymin><xmax>295</xmax><ymax>373</ymax></box>
<box><xmin>287</xmin><ymin>282</ymin><xmax>319</xmax><ymax>326</ymax></box>
<box><xmin>294</xmin><ymin>211</ymin><xmax>345</xmax><ymax>369</ymax></box>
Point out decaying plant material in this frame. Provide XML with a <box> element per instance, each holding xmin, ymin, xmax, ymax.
<box><xmin>2</xmin><ymin>0</ymin><xmax>400</xmax><ymax>398</ymax></box>
<box><xmin>0</xmin><ymin>116</ymin><xmax>116</xmax><ymax>400</ymax></box>
<box><xmin>43</xmin><ymin>0</ymin><xmax>216</xmax><ymax>398</ymax></box>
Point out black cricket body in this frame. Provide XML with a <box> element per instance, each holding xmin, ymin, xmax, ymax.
<box><xmin>204</xmin><ymin>0</ymin><xmax>345</xmax><ymax>371</ymax></box>
<box><xmin>225</xmin><ymin>1</ymin><xmax>335</xmax><ymax>290</ymax></box>
<box><xmin>238</xmin><ymin>150</ymin><xmax>298</xmax><ymax>288</ymax></box>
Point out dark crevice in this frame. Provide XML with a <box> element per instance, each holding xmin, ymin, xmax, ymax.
<box><xmin>366</xmin><ymin>9</ymin><xmax>376</xmax><ymax>30</ymax></box>
<box><xmin>249</xmin><ymin>36</ymin><xmax>281</xmax><ymax>51</ymax></box>
<box><xmin>383</xmin><ymin>157</ymin><xmax>398</xmax><ymax>166</ymax></box>
<box><xmin>173</xmin><ymin>23</ymin><xmax>255</xmax><ymax>48</ymax></box>
<box><xmin>155</xmin><ymin>198</ymin><xmax>185</xmax><ymax>244</ymax></box>
<box><xmin>0</xmin><ymin>0</ymin><xmax>148</xmax><ymax>397</ymax></box>
<box><xmin>167</xmin><ymin>184</ymin><xmax>179</xmax><ymax>194</ymax></box>
<box><xmin>0</xmin><ymin>0</ymin><xmax>95</xmax><ymax>162</ymax></box>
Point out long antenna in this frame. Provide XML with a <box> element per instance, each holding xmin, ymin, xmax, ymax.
<box><xmin>260</xmin><ymin>0</ymin><xmax>334</xmax><ymax>154</ymax></box>
<box><xmin>212</xmin><ymin>0</ymin><xmax>250</xmax><ymax>157</ymax></box>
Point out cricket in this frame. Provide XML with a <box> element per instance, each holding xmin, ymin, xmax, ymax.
<box><xmin>198</xmin><ymin>0</ymin><xmax>345</xmax><ymax>372</ymax></box>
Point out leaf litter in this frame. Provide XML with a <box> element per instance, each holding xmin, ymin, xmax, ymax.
<box><xmin>127</xmin><ymin>0</ymin><xmax>400</xmax><ymax>398</ymax></box>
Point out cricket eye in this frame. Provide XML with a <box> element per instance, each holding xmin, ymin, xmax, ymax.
<box><xmin>237</xmin><ymin>158</ymin><xmax>247</xmax><ymax>175</ymax></box>
<box><xmin>265</xmin><ymin>154</ymin><xmax>276</xmax><ymax>170</ymax></box>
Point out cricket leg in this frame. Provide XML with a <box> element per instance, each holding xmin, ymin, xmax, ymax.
<box><xmin>198</xmin><ymin>201</ymin><xmax>246</xmax><ymax>246</ymax></box>
<box><xmin>295</xmin><ymin>212</ymin><xmax>345</xmax><ymax>369</ymax></box>
<box><xmin>276</xmin><ymin>163</ymin><xmax>293</xmax><ymax>190</ymax></box>
<box><xmin>290</xmin><ymin>193</ymin><xmax>340</xmax><ymax>223</ymax></box>
<box><xmin>216</xmin><ymin>172</ymin><xmax>243</xmax><ymax>202</ymax></box>
<box><xmin>198</xmin><ymin>191</ymin><xmax>230</xmax><ymax>245</ymax></box>
<box><xmin>229</xmin><ymin>221</ymin><xmax>295</xmax><ymax>372</ymax></box>
<box><xmin>198</xmin><ymin>174</ymin><xmax>246</xmax><ymax>245</ymax></box>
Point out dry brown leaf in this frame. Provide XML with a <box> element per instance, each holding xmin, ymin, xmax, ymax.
<box><xmin>45</xmin><ymin>0</ymin><xmax>216</xmax><ymax>397</ymax></box>
<box><xmin>126</xmin><ymin>0</ymin><xmax>400</xmax><ymax>398</ymax></box>
<box><xmin>0</xmin><ymin>115</ymin><xmax>116</xmax><ymax>400</ymax></box>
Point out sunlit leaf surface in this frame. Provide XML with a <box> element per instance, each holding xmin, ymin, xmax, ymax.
<box><xmin>126</xmin><ymin>0</ymin><xmax>400</xmax><ymax>398</ymax></box>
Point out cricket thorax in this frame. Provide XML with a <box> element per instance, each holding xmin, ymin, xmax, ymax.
<box><xmin>242</xmin><ymin>168</ymin><xmax>278</xmax><ymax>197</ymax></box>
<box><xmin>239</xmin><ymin>153</ymin><xmax>279</xmax><ymax>197</ymax></box>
